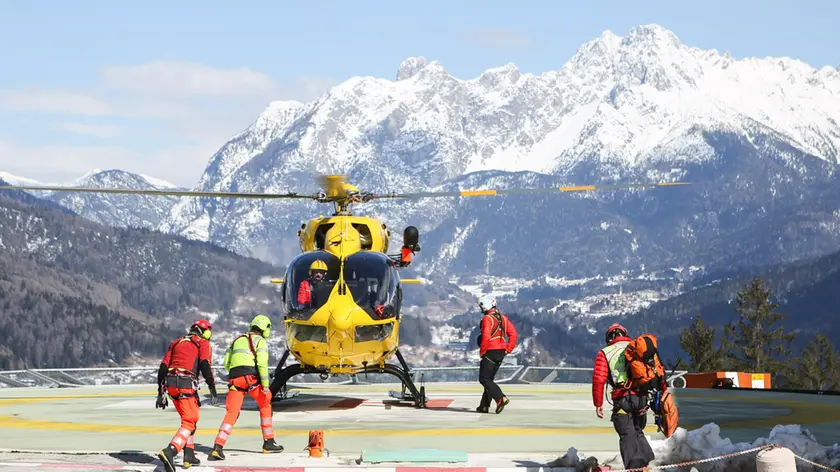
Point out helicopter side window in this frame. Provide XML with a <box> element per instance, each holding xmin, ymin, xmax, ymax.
<box><xmin>284</xmin><ymin>251</ymin><xmax>340</xmax><ymax>320</ymax></box>
<box><xmin>343</xmin><ymin>252</ymin><xmax>398</xmax><ymax>320</ymax></box>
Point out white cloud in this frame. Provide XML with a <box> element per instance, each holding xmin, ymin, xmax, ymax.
<box><xmin>459</xmin><ymin>27</ymin><xmax>532</xmax><ymax>49</ymax></box>
<box><xmin>0</xmin><ymin>138</ymin><xmax>215</xmax><ymax>188</ymax></box>
<box><xmin>0</xmin><ymin>89</ymin><xmax>112</xmax><ymax>116</ymax></box>
<box><xmin>60</xmin><ymin>122</ymin><xmax>121</xmax><ymax>138</ymax></box>
<box><xmin>0</xmin><ymin>61</ymin><xmax>339</xmax><ymax>187</ymax></box>
<box><xmin>100</xmin><ymin>61</ymin><xmax>280</xmax><ymax>98</ymax></box>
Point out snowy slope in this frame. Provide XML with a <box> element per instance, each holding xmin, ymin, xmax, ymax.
<box><xmin>7</xmin><ymin>24</ymin><xmax>837</xmax><ymax>312</ymax></box>
<box><xmin>3</xmin><ymin>169</ymin><xmax>180</xmax><ymax>229</ymax></box>
<box><xmin>155</xmin><ymin>24</ymin><xmax>840</xmax><ymax>283</ymax></box>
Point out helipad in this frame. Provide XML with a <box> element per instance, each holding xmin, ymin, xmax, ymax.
<box><xmin>1</xmin><ymin>383</ymin><xmax>839</xmax><ymax>470</ymax></box>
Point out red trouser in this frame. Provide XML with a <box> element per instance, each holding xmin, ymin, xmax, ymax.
<box><xmin>214</xmin><ymin>375</ymin><xmax>274</xmax><ymax>447</ymax></box>
<box><xmin>166</xmin><ymin>385</ymin><xmax>199</xmax><ymax>453</ymax></box>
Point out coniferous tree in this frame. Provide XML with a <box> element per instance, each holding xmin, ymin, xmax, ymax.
<box><xmin>720</xmin><ymin>277</ymin><xmax>795</xmax><ymax>375</ymax></box>
<box><xmin>790</xmin><ymin>334</ymin><xmax>840</xmax><ymax>391</ymax></box>
<box><xmin>678</xmin><ymin>316</ymin><xmax>722</xmax><ymax>372</ymax></box>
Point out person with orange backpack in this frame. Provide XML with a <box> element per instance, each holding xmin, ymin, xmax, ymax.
<box><xmin>156</xmin><ymin>320</ymin><xmax>218</xmax><ymax>472</ymax></box>
<box><xmin>591</xmin><ymin>323</ymin><xmax>656</xmax><ymax>470</ymax></box>
<box><xmin>475</xmin><ymin>295</ymin><xmax>517</xmax><ymax>414</ymax></box>
<box><xmin>624</xmin><ymin>331</ymin><xmax>679</xmax><ymax>440</ymax></box>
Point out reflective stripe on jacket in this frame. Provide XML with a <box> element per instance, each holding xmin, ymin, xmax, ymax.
<box><xmin>224</xmin><ymin>333</ymin><xmax>270</xmax><ymax>387</ymax></box>
<box><xmin>592</xmin><ymin>336</ymin><xmax>631</xmax><ymax>407</ymax></box>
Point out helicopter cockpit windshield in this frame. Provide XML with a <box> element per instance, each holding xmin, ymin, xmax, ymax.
<box><xmin>343</xmin><ymin>252</ymin><xmax>401</xmax><ymax>320</ymax></box>
<box><xmin>283</xmin><ymin>251</ymin><xmax>340</xmax><ymax>320</ymax></box>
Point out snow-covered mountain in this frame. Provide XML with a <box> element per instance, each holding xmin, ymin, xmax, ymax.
<box><xmin>154</xmin><ymin>24</ymin><xmax>839</xmax><ymax>293</ymax></box>
<box><xmin>4</xmin><ymin>169</ymin><xmax>180</xmax><ymax>229</ymax></box>
<box><xmin>8</xmin><ymin>24</ymin><xmax>839</xmax><ymax>314</ymax></box>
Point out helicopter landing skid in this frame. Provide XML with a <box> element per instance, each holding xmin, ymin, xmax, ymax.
<box><xmin>269</xmin><ymin>353</ymin><xmax>427</xmax><ymax>408</ymax></box>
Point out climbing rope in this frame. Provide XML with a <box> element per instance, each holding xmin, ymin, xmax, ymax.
<box><xmin>604</xmin><ymin>444</ymin><xmax>840</xmax><ymax>472</ymax></box>
<box><xmin>607</xmin><ymin>444</ymin><xmax>778</xmax><ymax>471</ymax></box>
<box><xmin>792</xmin><ymin>453</ymin><xmax>840</xmax><ymax>472</ymax></box>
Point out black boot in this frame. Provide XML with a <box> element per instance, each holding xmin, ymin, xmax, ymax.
<box><xmin>476</xmin><ymin>405</ymin><xmax>489</xmax><ymax>413</ymax></box>
<box><xmin>183</xmin><ymin>447</ymin><xmax>200</xmax><ymax>468</ymax></box>
<box><xmin>495</xmin><ymin>396</ymin><xmax>510</xmax><ymax>414</ymax></box>
<box><xmin>158</xmin><ymin>445</ymin><xmax>176</xmax><ymax>472</ymax></box>
<box><xmin>262</xmin><ymin>438</ymin><xmax>284</xmax><ymax>453</ymax></box>
<box><xmin>208</xmin><ymin>444</ymin><xmax>225</xmax><ymax>461</ymax></box>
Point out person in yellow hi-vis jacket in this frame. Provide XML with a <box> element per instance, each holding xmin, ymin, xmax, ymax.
<box><xmin>208</xmin><ymin>315</ymin><xmax>283</xmax><ymax>460</ymax></box>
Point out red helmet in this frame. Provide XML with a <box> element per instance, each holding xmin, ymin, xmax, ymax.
<box><xmin>605</xmin><ymin>323</ymin><xmax>627</xmax><ymax>343</ymax></box>
<box><xmin>190</xmin><ymin>320</ymin><xmax>212</xmax><ymax>340</ymax></box>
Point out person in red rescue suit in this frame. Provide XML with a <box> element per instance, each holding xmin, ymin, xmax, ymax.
<box><xmin>476</xmin><ymin>295</ymin><xmax>517</xmax><ymax>414</ymax></box>
<box><xmin>297</xmin><ymin>259</ymin><xmax>328</xmax><ymax>306</ymax></box>
<box><xmin>156</xmin><ymin>320</ymin><xmax>218</xmax><ymax>472</ymax></box>
<box><xmin>591</xmin><ymin>323</ymin><xmax>657</xmax><ymax>470</ymax></box>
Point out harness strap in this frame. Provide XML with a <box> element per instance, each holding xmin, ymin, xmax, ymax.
<box><xmin>164</xmin><ymin>335</ymin><xmax>203</xmax><ymax>377</ymax></box>
<box><xmin>170</xmin><ymin>391</ymin><xmax>198</xmax><ymax>400</ymax></box>
<box><xmin>229</xmin><ymin>379</ymin><xmax>261</xmax><ymax>392</ymax></box>
<box><xmin>487</xmin><ymin>311</ymin><xmax>507</xmax><ymax>342</ymax></box>
<box><xmin>228</xmin><ymin>334</ymin><xmax>262</xmax><ymax>390</ymax></box>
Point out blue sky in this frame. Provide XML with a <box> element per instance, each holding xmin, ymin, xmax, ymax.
<box><xmin>1</xmin><ymin>0</ymin><xmax>838</xmax><ymax>187</ymax></box>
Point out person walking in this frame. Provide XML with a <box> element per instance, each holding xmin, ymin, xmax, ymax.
<box><xmin>591</xmin><ymin>323</ymin><xmax>655</xmax><ymax>469</ymax></box>
<box><xmin>208</xmin><ymin>315</ymin><xmax>283</xmax><ymax>460</ymax></box>
<box><xmin>156</xmin><ymin>320</ymin><xmax>217</xmax><ymax>471</ymax></box>
<box><xmin>475</xmin><ymin>295</ymin><xmax>517</xmax><ymax>414</ymax></box>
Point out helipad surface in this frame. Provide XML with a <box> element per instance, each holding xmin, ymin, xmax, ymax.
<box><xmin>1</xmin><ymin>383</ymin><xmax>839</xmax><ymax>470</ymax></box>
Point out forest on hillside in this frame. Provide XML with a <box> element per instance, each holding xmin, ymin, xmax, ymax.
<box><xmin>674</xmin><ymin>277</ymin><xmax>840</xmax><ymax>391</ymax></box>
<box><xmin>0</xmin><ymin>251</ymin><xmax>179</xmax><ymax>369</ymax></box>
<box><xmin>605</xmin><ymin>246</ymin><xmax>840</xmax><ymax>370</ymax></box>
<box><xmin>0</xmin><ymin>184</ymin><xmax>286</xmax><ymax>368</ymax></box>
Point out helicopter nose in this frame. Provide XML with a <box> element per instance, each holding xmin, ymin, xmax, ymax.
<box><xmin>329</xmin><ymin>311</ymin><xmax>352</xmax><ymax>333</ymax></box>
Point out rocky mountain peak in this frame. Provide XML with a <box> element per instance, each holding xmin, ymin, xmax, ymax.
<box><xmin>397</xmin><ymin>56</ymin><xmax>430</xmax><ymax>81</ymax></box>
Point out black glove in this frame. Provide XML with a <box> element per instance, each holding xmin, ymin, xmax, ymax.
<box><xmin>155</xmin><ymin>391</ymin><xmax>168</xmax><ymax>410</ymax></box>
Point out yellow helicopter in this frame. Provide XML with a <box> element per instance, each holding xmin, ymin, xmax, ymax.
<box><xmin>0</xmin><ymin>174</ymin><xmax>689</xmax><ymax>408</ymax></box>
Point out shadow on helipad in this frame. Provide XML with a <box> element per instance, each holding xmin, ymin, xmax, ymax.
<box><xmin>107</xmin><ymin>451</ymin><xmax>157</xmax><ymax>464</ymax></box>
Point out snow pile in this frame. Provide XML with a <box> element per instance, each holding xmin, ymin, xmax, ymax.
<box><xmin>647</xmin><ymin>424</ymin><xmax>840</xmax><ymax>471</ymax></box>
<box><xmin>545</xmin><ymin>447</ymin><xmax>600</xmax><ymax>471</ymax></box>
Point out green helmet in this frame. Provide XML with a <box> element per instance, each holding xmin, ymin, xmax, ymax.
<box><xmin>250</xmin><ymin>314</ymin><xmax>272</xmax><ymax>338</ymax></box>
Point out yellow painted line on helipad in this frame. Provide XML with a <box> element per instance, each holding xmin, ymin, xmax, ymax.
<box><xmin>0</xmin><ymin>415</ymin><xmax>660</xmax><ymax>436</ymax></box>
<box><xmin>2</xmin><ymin>392</ymin><xmax>839</xmax><ymax>437</ymax></box>
<box><xmin>0</xmin><ymin>391</ymin><xmax>158</xmax><ymax>406</ymax></box>
<box><xmin>0</xmin><ymin>387</ymin><xmax>588</xmax><ymax>406</ymax></box>
<box><xmin>4</xmin><ymin>388</ymin><xmax>839</xmax><ymax>437</ymax></box>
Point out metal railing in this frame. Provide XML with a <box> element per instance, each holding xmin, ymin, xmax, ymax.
<box><xmin>0</xmin><ymin>365</ymin><xmax>688</xmax><ymax>389</ymax></box>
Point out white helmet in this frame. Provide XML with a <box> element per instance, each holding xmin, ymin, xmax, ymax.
<box><xmin>478</xmin><ymin>294</ymin><xmax>496</xmax><ymax>313</ymax></box>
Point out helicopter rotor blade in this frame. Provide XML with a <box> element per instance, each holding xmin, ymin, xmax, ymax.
<box><xmin>0</xmin><ymin>184</ymin><xmax>317</xmax><ymax>200</ymax></box>
<box><xmin>370</xmin><ymin>182</ymin><xmax>691</xmax><ymax>199</ymax></box>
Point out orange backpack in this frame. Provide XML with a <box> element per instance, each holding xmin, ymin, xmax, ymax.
<box><xmin>623</xmin><ymin>333</ymin><xmax>666</xmax><ymax>393</ymax></box>
<box><xmin>653</xmin><ymin>390</ymin><xmax>679</xmax><ymax>438</ymax></box>
<box><xmin>624</xmin><ymin>333</ymin><xmax>679</xmax><ymax>437</ymax></box>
